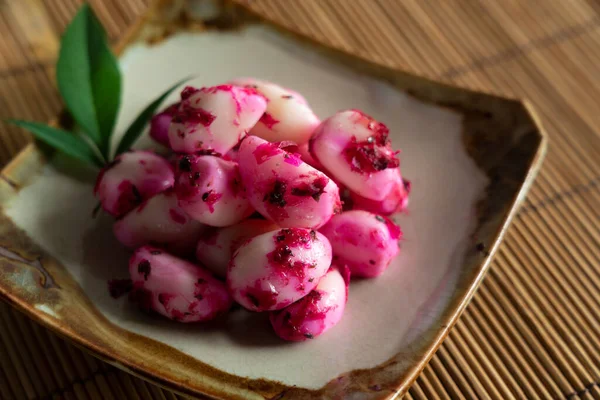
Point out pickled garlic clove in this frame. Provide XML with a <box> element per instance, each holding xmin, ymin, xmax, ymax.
<box><xmin>237</xmin><ymin>136</ymin><xmax>341</xmax><ymax>229</ymax></box>
<box><xmin>149</xmin><ymin>102</ymin><xmax>179</xmax><ymax>147</ymax></box>
<box><xmin>270</xmin><ymin>265</ymin><xmax>349</xmax><ymax>341</ymax></box>
<box><xmin>168</xmin><ymin>85</ymin><xmax>267</xmax><ymax>154</ymax></box>
<box><xmin>94</xmin><ymin>150</ymin><xmax>174</xmax><ymax>218</ymax></box>
<box><xmin>319</xmin><ymin>210</ymin><xmax>401</xmax><ymax>278</ymax></box>
<box><xmin>129</xmin><ymin>246</ymin><xmax>232</xmax><ymax>322</ymax></box>
<box><xmin>309</xmin><ymin>109</ymin><xmax>400</xmax><ymax>201</ymax></box>
<box><xmin>174</xmin><ymin>155</ymin><xmax>253</xmax><ymax>227</ymax></box>
<box><xmin>229</xmin><ymin>78</ymin><xmax>320</xmax><ymax>144</ymax></box>
<box><xmin>196</xmin><ymin>219</ymin><xmax>278</xmax><ymax>278</ymax></box>
<box><xmin>114</xmin><ymin>190</ymin><xmax>205</xmax><ymax>256</ymax></box>
<box><xmin>347</xmin><ymin>171</ymin><xmax>410</xmax><ymax>215</ymax></box>
<box><xmin>227</xmin><ymin>228</ymin><xmax>332</xmax><ymax>312</ymax></box>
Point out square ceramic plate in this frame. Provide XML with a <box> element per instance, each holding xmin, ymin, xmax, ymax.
<box><xmin>0</xmin><ymin>0</ymin><xmax>546</xmax><ymax>399</ymax></box>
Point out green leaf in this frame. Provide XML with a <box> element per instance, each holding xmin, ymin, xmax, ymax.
<box><xmin>115</xmin><ymin>79</ymin><xmax>188</xmax><ymax>156</ymax></box>
<box><xmin>8</xmin><ymin>120</ymin><xmax>103</xmax><ymax>168</ymax></box>
<box><xmin>87</xmin><ymin>10</ymin><xmax>121</xmax><ymax>154</ymax></box>
<box><xmin>56</xmin><ymin>3</ymin><xmax>121</xmax><ymax>157</ymax></box>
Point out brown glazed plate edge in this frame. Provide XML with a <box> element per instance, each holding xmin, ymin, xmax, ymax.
<box><xmin>0</xmin><ymin>1</ymin><xmax>547</xmax><ymax>399</ymax></box>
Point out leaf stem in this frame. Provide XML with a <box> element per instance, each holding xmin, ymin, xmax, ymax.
<box><xmin>114</xmin><ymin>77</ymin><xmax>190</xmax><ymax>156</ymax></box>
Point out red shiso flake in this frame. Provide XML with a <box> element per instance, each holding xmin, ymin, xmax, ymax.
<box><xmin>112</xmin><ymin>180</ymin><xmax>143</xmax><ymax>217</ymax></box>
<box><xmin>266</xmin><ymin>229</ymin><xmax>315</xmax><ymax>282</ymax></box>
<box><xmin>201</xmin><ymin>190</ymin><xmax>223</xmax><ymax>213</ymax></box>
<box><xmin>244</xmin><ymin>281</ymin><xmax>280</xmax><ymax>309</ymax></box>
<box><xmin>376</xmin><ymin>215</ymin><xmax>402</xmax><ymax>240</ymax></box>
<box><xmin>341</xmin><ymin>111</ymin><xmax>399</xmax><ymax>174</ymax></box>
<box><xmin>172</xmin><ymin>103</ymin><xmax>216</xmax><ymax>127</ymax></box>
<box><xmin>173</xmin><ymin>88</ymin><xmax>216</xmax><ymax>127</ymax></box>
<box><xmin>180</xmin><ymin>86</ymin><xmax>200</xmax><ymax>101</ymax></box>
<box><xmin>264</xmin><ymin>179</ymin><xmax>287</xmax><ymax>208</ymax></box>
<box><xmin>343</xmin><ymin>135</ymin><xmax>399</xmax><ymax>174</ymax></box>
<box><xmin>163</xmin><ymin>102</ymin><xmax>180</xmax><ymax>115</ymax></box>
<box><xmin>271</xmin><ymin>290</ymin><xmax>330</xmax><ymax>339</ymax></box>
<box><xmin>259</xmin><ymin>112</ymin><xmax>280</xmax><ymax>129</ymax></box>
<box><xmin>158</xmin><ymin>292</ymin><xmax>175</xmax><ymax>307</ymax></box>
<box><xmin>403</xmin><ymin>179</ymin><xmax>412</xmax><ymax>193</ymax></box>
<box><xmin>137</xmin><ymin>259</ymin><xmax>151</xmax><ymax>280</ymax></box>
<box><xmin>200</xmin><ymin>84</ymin><xmax>234</xmax><ymax>94</ymax></box>
<box><xmin>253</xmin><ymin>142</ymin><xmax>280</xmax><ymax>164</ymax></box>
<box><xmin>291</xmin><ymin>176</ymin><xmax>328</xmax><ymax>201</ymax></box>
<box><xmin>283</xmin><ymin>152</ymin><xmax>302</xmax><ymax>166</ymax></box>
<box><xmin>93</xmin><ymin>158</ymin><xmax>120</xmax><ymax>194</ymax></box>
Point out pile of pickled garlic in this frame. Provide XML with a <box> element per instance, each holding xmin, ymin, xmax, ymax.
<box><xmin>99</xmin><ymin>79</ymin><xmax>410</xmax><ymax>341</ymax></box>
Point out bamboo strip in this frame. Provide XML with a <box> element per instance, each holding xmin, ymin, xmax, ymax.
<box><xmin>438</xmin><ymin>14</ymin><xmax>600</xmax><ymax>176</ymax></box>
<box><xmin>445</xmin><ymin>327</ymin><xmax>502</xmax><ymax>398</ymax></box>
<box><xmin>27</xmin><ymin>312</ymin><xmax>71</xmax><ymax>390</ymax></box>
<box><xmin>417</xmin><ymin>364</ymin><xmax>452</xmax><ymax>399</ymax></box>
<box><xmin>0</xmin><ymin>308</ymin><xmax>48</xmax><ymax>397</ymax></box>
<box><xmin>0</xmin><ymin>316</ymin><xmax>28</xmax><ymax>398</ymax></box>
<box><xmin>460</xmin><ymin>303</ymin><xmax>530</xmax><ymax>399</ymax></box>
<box><xmin>494</xmin><ymin>251</ymin><xmax>592</xmax><ymax>388</ymax></box>
<box><xmin>407</xmin><ymin>380</ymin><xmax>428</xmax><ymax>400</ymax></box>
<box><xmin>1</xmin><ymin>1</ymin><xmax>600</xmax><ymax>399</ymax></box>
<box><xmin>105</xmin><ymin>370</ymin><xmax>130</xmax><ymax>399</ymax></box>
<box><xmin>501</xmin><ymin>231</ymin><xmax>600</xmax><ymax>376</ymax></box>
<box><xmin>427</xmin><ymin>355</ymin><xmax>467</xmax><ymax>400</ymax></box>
<box><xmin>93</xmin><ymin>374</ymin><xmax>117</xmax><ymax>400</ymax></box>
<box><xmin>452</xmin><ymin>322</ymin><xmax>512</xmax><ymax>399</ymax></box>
<box><xmin>0</xmin><ymin>363</ymin><xmax>16</xmax><ymax>400</ymax></box>
<box><xmin>477</xmin><ymin>281</ymin><xmax>565</xmax><ymax>397</ymax></box>
<box><xmin>413</xmin><ymin>373</ymin><xmax>443</xmax><ymax>400</ymax></box>
<box><xmin>117</xmin><ymin>370</ymin><xmax>144</xmax><ymax>400</ymax></box>
<box><xmin>434</xmin><ymin>344</ymin><xmax>481</xmax><ymax>399</ymax></box>
<box><xmin>0</xmin><ymin>309</ymin><xmax>37</xmax><ymax>398</ymax></box>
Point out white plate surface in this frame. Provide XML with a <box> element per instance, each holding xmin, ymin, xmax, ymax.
<box><xmin>5</xmin><ymin>26</ymin><xmax>487</xmax><ymax>388</ymax></box>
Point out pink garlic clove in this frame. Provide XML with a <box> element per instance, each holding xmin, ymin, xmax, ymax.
<box><xmin>227</xmin><ymin>228</ymin><xmax>332</xmax><ymax>312</ymax></box>
<box><xmin>94</xmin><ymin>150</ymin><xmax>174</xmax><ymax>218</ymax></box>
<box><xmin>319</xmin><ymin>210</ymin><xmax>401</xmax><ymax>278</ymax></box>
<box><xmin>174</xmin><ymin>155</ymin><xmax>254</xmax><ymax>227</ymax></box>
<box><xmin>114</xmin><ymin>190</ymin><xmax>205</xmax><ymax>256</ymax></box>
<box><xmin>196</xmin><ymin>219</ymin><xmax>279</xmax><ymax>278</ymax></box>
<box><xmin>129</xmin><ymin>246</ymin><xmax>232</xmax><ymax>322</ymax></box>
<box><xmin>168</xmin><ymin>85</ymin><xmax>267</xmax><ymax>154</ymax></box>
<box><xmin>230</xmin><ymin>78</ymin><xmax>310</xmax><ymax>105</ymax></box>
<box><xmin>237</xmin><ymin>136</ymin><xmax>341</xmax><ymax>229</ymax></box>
<box><xmin>149</xmin><ymin>102</ymin><xmax>179</xmax><ymax>147</ymax></box>
<box><xmin>228</xmin><ymin>78</ymin><xmax>320</xmax><ymax>144</ymax></box>
<box><xmin>348</xmin><ymin>171</ymin><xmax>410</xmax><ymax>215</ymax></box>
<box><xmin>270</xmin><ymin>265</ymin><xmax>349</xmax><ymax>341</ymax></box>
<box><xmin>309</xmin><ymin>109</ymin><xmax>401</xmax><ymax>201</ymax></box>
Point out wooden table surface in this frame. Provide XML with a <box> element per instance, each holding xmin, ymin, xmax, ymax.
<box><xmin>1</xmin><ymin>0</ymin><xmax>600</xmax><ymax>399</ymax></box>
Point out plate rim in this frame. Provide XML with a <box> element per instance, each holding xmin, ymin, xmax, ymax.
<box><xmin>0</xmin><ymin>0</ymin><xmax>548</xmax><ymax>398</ymax></box>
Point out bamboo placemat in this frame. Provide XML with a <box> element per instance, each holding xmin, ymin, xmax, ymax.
<box><xmin>1</xmin><ymin>0</ymin><xmax>600</xmax><ymax>399</ymax></box>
